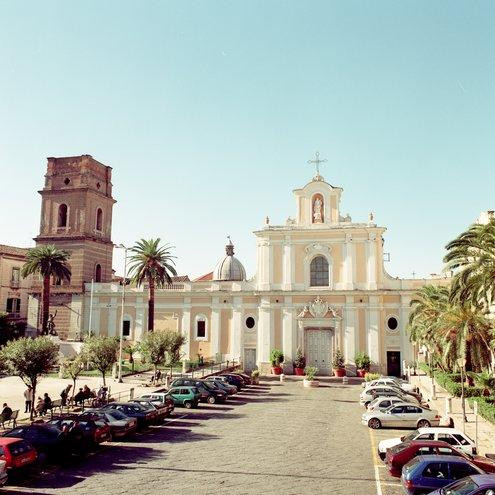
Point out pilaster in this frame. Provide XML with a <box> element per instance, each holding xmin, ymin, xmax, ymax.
<box><xmin>366</xmin><ymin>233</ymin><xmax>377</xmax><ymax>290</ymax></box>
<box><xmin>210</xmin><ymin>297</ymin><xmax>221</xmax><ymax>361</ymax></box>
<box><xmin>367</xmin><ymin>296</ymin><xmax>380</xmax><ymax>364</ymax></box>
<box><xmin>344</xmin><ymin>296</ymin><xmax>356</xmax><ymax>364</ymax></box>
<box><xmin>282</xmin><ymin>296</ymin><xmax>295</xmax><ymax>372</ymax></box>
<box><xmin>231</xmin><ymin>296</ymin><xmax>243</xmax><ymax>362</ymax></box>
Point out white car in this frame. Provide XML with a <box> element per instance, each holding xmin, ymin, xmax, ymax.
<box><xmin>362</xmin><ymin>377</ymin><xmax>417</xmax><ymax>393</ymax></box>
<box><xmin>0</xmin><ymin>460</ymin><xmax>7</xmax><ymax>487</ymax></box>
<box><xmin>360</xmin><ymin>386</ymin><xmax>420</xmax><ymax>407</ymax></box>
<box><xmin>362</xmin><ymin>404</ymin><xmax>440</xmax><ymax>430</ymax></box>
<box><xmin>367</xmin><ymin>396</ymin><xmax>410</xmax><ymax>412</ymax></box>
<box><xmin>377</xmin><ymin>427</ymin><xmax>477</xmax><ymax>460</ymax></box>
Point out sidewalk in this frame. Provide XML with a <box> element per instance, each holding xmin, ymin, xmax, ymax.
<box><xmin>410</xmin><ymin>372</ymin><xmax>495</xmax><ymax>456</ymax></box>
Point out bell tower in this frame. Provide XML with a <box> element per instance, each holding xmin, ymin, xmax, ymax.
<box><xmin>35</xmin><ymin>154</ymin><xmax>116</xmax><ymax>288</ymax></box>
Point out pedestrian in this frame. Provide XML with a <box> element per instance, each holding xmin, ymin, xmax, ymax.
<box><xmin>35</xmin><ymin>397</ymin><xmax>44</xmax><ymax>417</ymax></box>
<box><xmin>24</xmin><ymin>386</ymin><xmax>33</xmax><ymax>413</ymax></box>
<box><xmin>74</xmin><ymin>388</ymin><xmax>85</xmax><ymax>406</ymax></box>
<box><xmin>42</xmin><ymin>393</ymin><xmax>52</xmax><ymax>415</ymax></box>
<box><xmin>1</xmin><ymin>403</ymin><xmax>13</xmax><ymax>423</ymax></box>
<box><xmin>60</xmin><ymin>384</ymin><xmax>72</xmax><ymax>407</ymax></box>
<box><xmin>82</xmin><ymin>385</ymin><xmax>92</xmax><ymax>400</ymax></box>
<box><xmin>156</xmin><ymin>370</ymin><xmax>162</xmax><ymax>382</ymax></box>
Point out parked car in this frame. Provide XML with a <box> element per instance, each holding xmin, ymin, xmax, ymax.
<box><xmin>45</xmin><ymin>418</ymin><xmax>89</xmax><ymax>454</ymax></box>
<box><xmin>429</xmin><ymin>474</ymin><xmax>495</xmax><ymax>495</ymax></box>
<box><xmin>386</xmin><ymin>440</ymin><xmax>495</xmax><ymax>477</ymax></box>
<box><xmin>48</xmin><ymin>415</ymin><xmax>111</xmax><ymax>447</ymax></box>
<box><xmin>137</xmin><ymin>393</ymin><xmax>175</xmax><ymax>416</ymax></box>
<box><xmin>0</xmin><ymin>460</ymin><xmax>7</xmax><ymax>487</ymax></box>
<box><xmin>401</xmin><ymin>455</ymin><xmax>484</xmax><ymax>495</ymax></box>
<box><xmin>166</xmin><ymin>386</ymin><xmax>201</xmax><ymax>408</ymax></box>
<box><xmin>220</xmin><ymin>374</ymin><xmax>244</xmax><ymax>390</ymax></box>
<box><xmin>101</xmin><ymin>402</ymin><xmax>157</xmax><ymax>429</ymax></box>
<box><xmin>205</xmin><ymin>377</ymin><xmax>237</xmax><ymax>395</ymax></box>
<box><xmin>231</xmin><ymin>372</ymin><xmax>252</xmax><ymax>385</ymax></box>
<box><xmin>131</xmin><ymin>399</ymin><xmax>169</xmax><ymax>423</ymax></box>
<box><xmin>170</xmin><ymin>379</ymin><xmax>227</xmax><ymax>404</ymax></box>
<box><xmin>1</xmin><ymin>424</ymin><xmax>70</xmax><ymax>460</ymax></box>
<box><xmin>367</xmin><ymin>396</ymin><xmax>411</xmax><ymax>412</ymax></box>
<box><xmin>362</xmin><ymin>404</ymin><xmax>440</xmax><ymax>429</ymax></box>
<box><xmin>378</xmin><ymin>427</ymin><xmax>477</xmax><ymax>460</ymax></box>
<box><xmin>79</xmin><ymin>409</ymin><xmax>137</xmax><ymax>439</ymax></box>
<box><xmin>363</xmin><ymin>377</ymin><xmax>418</xmax><ymax>393</ymax></box>
<box><xmin>360</xmin><ymin>386</ymin><xmax>420</xmax><ymax>407</ymax></box>
<box><xmin>0</xmin><ymin>437</ymin><xmax>37</xmax><ymax>470</ymax></box>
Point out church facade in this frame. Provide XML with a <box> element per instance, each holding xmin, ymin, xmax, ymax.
<box><xmin>27</xmin><ymin>155</ymin><xmax>447</xmax><ymax>376</ymax></box>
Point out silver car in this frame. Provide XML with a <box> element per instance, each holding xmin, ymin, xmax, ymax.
<box><xmin>367</xmin><ymin>396</ymin><xmax>409</xmax><ymax>412</ymax></box>
<box><xmin>362</xmin><ymin>403</ymin><xmax>440</xmax><ymax>429</ymax></box>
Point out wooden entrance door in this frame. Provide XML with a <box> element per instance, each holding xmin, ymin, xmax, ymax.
<box><xmin>244</xmin><ymin>348</ymin><xmax>256</xmax><ymax>372</ymax></box>
<box><xmin>305</xmin><ymin>328</ymin><xmax>332</xmax><ymax>375</ymax></box>
<box><xmin>387</xmin><ymin>351</ymin><xmax>401</xmax><ymax>377</ymax></box>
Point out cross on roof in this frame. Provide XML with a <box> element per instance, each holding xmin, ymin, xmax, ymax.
<box><xmin>307</xmin><ymin>151</ymin><xmax>327</xmax><ymax>177</ymax></box>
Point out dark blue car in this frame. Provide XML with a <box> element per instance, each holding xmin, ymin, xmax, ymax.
<box><xmin>401</xmin><ymin>455</ymin><xmax>484</xmax><ymax>495</ymax></box>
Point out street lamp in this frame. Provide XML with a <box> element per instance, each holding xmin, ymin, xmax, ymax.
<box><xmin>115</xmin><ymin>243</ymin><xmax>130</xmax><ymax>384</ymax></box>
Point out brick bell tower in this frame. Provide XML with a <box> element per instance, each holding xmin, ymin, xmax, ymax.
<box><xmin>28</xmin><ymin>155</ymin><xmax>116</xmax><ymax>339</ymax></box>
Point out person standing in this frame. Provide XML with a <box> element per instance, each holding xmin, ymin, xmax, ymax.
<box><xmin>24</xmin><ymin>386</ymin><xmax>33</xmax><ymax>413</ymax></box>
<box><xmin>60</xmin><ymin>384</ymin><xmax>72</xmax><ymax>407</ymax></box>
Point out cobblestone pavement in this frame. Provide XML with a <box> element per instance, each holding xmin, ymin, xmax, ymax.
<box><xmin>4</xmin><ymin>378</ymin><xmax>405</xmax><ymax>495</ymax></box>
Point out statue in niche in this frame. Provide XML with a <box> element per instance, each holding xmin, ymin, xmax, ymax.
<box><xmin>313</xmin><ymin>197</ymin><xmax>323</xmax><ymax>223</ymax></box>
<box><xmin>44</xmin><ymin>310</ymin><xmax>58</xmax><ymax>336</ymax></box>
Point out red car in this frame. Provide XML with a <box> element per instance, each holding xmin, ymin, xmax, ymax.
<box><xmin>386</xmin><ymin>440</ymin><xmax>495</xmax><ymax>477</ymax></box>
<box><xmin>0</xmin><ymin>437</ymin><xmax>37</xmax><ymax>470</ymax></box>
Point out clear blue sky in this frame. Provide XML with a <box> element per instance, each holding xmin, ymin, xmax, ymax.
<box><xmin>1</xmin><ymin>1</ymin><xmax>494</xmax><ymax>280</ymax></box>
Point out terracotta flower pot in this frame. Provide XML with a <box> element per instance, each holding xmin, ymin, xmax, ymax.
<box><xmin>356</xmin><ymin>369</ymin><xmax>367</xmax><ymax>378</ymax></box>
<box><xmin>303</xmin><ymin>379</ymin><xmax>320</xmax><ymax>388</ymax></box>
<box><xmin>271</xmin><ymin>366</ymin><xmax>282</xmax><ymax>375</ymax></box>
<box><xmin>294</xmin><ymin>367</ymin><xmax>305</xmax><ymax>376</ymax></box>
<box><xmin>334</xmin><ymin>368</ymin><xmax>346</xmax><ymax>377</ymax></box>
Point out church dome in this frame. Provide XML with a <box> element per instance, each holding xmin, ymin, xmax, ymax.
<box><xmin>213</xmin><ymin>239</ymin><xmax>246</xmax><ymax>281</ymax></box>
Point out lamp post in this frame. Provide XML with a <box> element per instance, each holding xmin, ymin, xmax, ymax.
<box><xmin>116</xmin><ymin>244</ymin><xmax>129</xmax><ymax>383</ymax></box>
<box><xmin>457</xmin><ymin>356</ymin><xmax>467</xmax><ymax>432</ymax></box>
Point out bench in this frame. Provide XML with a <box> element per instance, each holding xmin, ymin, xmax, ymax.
<box><xmin>0</xmin><ymin>409</ymin><xmax>19</xmax><ymax>429</ymax></box>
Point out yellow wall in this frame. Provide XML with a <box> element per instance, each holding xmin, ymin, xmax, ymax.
<box><xmin>273</xmin><ymin>244</ymin><xmax>283</xmax><ymax>284</ymax></box>
<box><xmin>355</xmin><ymin>243</ymin><xmax>366</xmax><ymax>283</ymax></box>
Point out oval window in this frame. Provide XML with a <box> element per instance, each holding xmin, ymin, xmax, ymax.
<box><xmin>387</xmin><ymin>317</ymin><xmax>398</xmax><ymax>331</ymax></box>
<box><xmin>245</xmin><ymin>316</ymin><xmax>255</xmax><ymax>329</ymax></box>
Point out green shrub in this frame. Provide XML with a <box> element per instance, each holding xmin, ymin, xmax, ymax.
<box><xmin>365</xmin><ymin>372</ymin><xmax>380</xmax><ymax>382</ymax></box>
<box><xmin>418</xmin><ymin>362</ymin><xmax>433</xmax><ymax>376</ymax></box>
<box><xmin>270</xmin><ymin>349</ymin><xmax>284</xmax><ymax>367</ymax></box>
<box><xmin>332</xmin><ymin>348</ymin><xmax>345</xmax><ymax>369</ymax></box>
<box><xmin>468</xmin><ymin>397</ymin><xmax>495</xmax><ymax>425</ymax></box>
<box><xmin>434</xmin><ymin>371</ymin><xmax>484</xmax><ymax>397</ymax></box>
<box><xmin>354</xmin><ymin>352</ymin><xmax>371</xmax><ymax>371</ymax></box>
<box><xmin>305</xmin><ymin>366</ymin><xmax>318</xmax><ymax>381</ymax></box>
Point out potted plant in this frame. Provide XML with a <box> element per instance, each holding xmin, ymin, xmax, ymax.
<box><xmin>251</xmin><ymin>369</ymin><xmax>260</xmax><ymax>385</ymax></box>
<box><xmin>303</xmin><ymin>366</ymin><xmax>319</xmax><ymax>388</ymax></box>
<box><xmin>332</xmin><ymin>348</ymin><xmax>346</xmax><ymax>377</ymax></box>
<box><xmin>270</xmin><ymin>349</ymin><xmax>284</xmax><ymax>375</ymax></box>
<box><xmin>354</xmin><ymin>351</ymin><xmax>371</xmax><ymax>378</ymax></box>
<box><xmin>292</xmin><ymin>348</ymin><xmax>306</xmax><ymax>376</ymax></box>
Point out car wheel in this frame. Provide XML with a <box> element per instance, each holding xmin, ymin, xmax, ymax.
<box><xmin>417</xmin><ymin>419</ymin><xmax>430</xmax><ymax>428</ymax></box>
<box><xmin>207</xmin><ymin>396</ymin><xmax>216</xmax><ymax>404</ymax></box>
<box><xmin>364</xmin><ymin>402</ymin><xmax>370</xmax><ymax>408</ymax></box>
<box><xmin>184</xmin><ymin>401</ymin><xmax>193</xmax><ymax>409</ymax></box>
<box><xmin>378</xmin><ymin>451</ymin><xmax>386</xmax><ymax>461</ymax></box>
<box><xmin>368</xmin><ymin>418</ymin><xmax>381</xmax><ymax>429</ymax></box>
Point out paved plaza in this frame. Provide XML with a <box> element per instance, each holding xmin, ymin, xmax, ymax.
<box><xmin>2</xmin><ymin>378</ymin><xmax>408</xmax><ymax>495</ymax></box>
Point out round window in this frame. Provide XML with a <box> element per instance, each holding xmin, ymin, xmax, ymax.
<box><xmin>387</xmin><ymin>317</ymin><xmax>398</xmax><ymax>331</ymax></box>
<box><xmin>245</xmin><ymin>316</ymin><xmax>255</xmax><ymax>329</ymax></box>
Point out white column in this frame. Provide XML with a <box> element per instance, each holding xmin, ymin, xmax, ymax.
<box><xmin>107</xmin><ymin>297</ymin><xmax>117</xmax><ymax>337</ymax></box>
<box><xmin>259</xmin><ymin>241</ymin><xmax>271</xmax><ymax>290</ymax></box>
<box><xmin>210</xmin><ymin>297</ymin><xmax>221</xmax><ymax>361</ymax></box>
<box><xmin>366</xmin><ymin>233</ymin><xmax>377</xmax><ymax>290</ymax></box>
<box><xmin>135</xmin><ymin>297</ymin><xmax>144</xmax><ymax>341</ymax></box>
<box><xmin>257</xmin><ymin>297</ymin><xmax>273</xmax><ymax>366</ymax></box>
<box><xmin>400</xmin><ymin>295</ymin><xmax>412</xmax><ymax>368</ymax></box>
<box><xmin>344</xmin><ymin>297</ymin><xmax>357</xmax><ymax>364</ymax></box>
<box><xmin>231</xmin><ymin>297</ymin><xmax>243</xmax><ymax>362</ymax></box>
<box><xmin>181</xmin><ymin>303</ymin><xmax>191</xmax><ymax>360</ymax></box>
<box><xmin>367</xmin><ymin>296</ymin><xmax>380</xmax><ymax>365</ymax></box>
<box><xmin>344</xmin><ymin>234</ymin><xmax>355</xmax><ymax>290</ymax></box>
<box><xmin>282</xmin><ymin>297</ymin><xmax>295</xmax><ymax>372</ymax></box>
<box><xmin>282</xmin><ymin>238</ymin><xmax>294</xmax><ymax>290</ymax></box>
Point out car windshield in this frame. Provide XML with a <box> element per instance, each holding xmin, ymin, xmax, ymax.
<box><xmin>403</xmin><ymin>430</ymin><xmax>420</xmax><ymax>442</ymax></box>
<box><xmin>201</xmin><ymin>381</ymin><xmax>216</xmax><ymax>391</ymax></box>
<box><xmin>135</xmin><ymin>402</ymin><xmax>154</xmax><ymax>410</ymax></box>
<box><xmin>107</xmin><ymin>410</ymin><xmax>127</xmax><ymax>421</ymax></box>
<box><xmin>441</xmin><ymin>478</ymin><xmax>479</xmax><ymax>495</ymax></box>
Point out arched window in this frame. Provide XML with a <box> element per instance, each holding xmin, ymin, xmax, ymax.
<box><xmin>95</xmin><ymin>264</ymin><xmax>102</xmax><ymax>283</ymax></box>
<box><xmin>58</xmin><ymin>204</ymin><xmax>68</xmax><ymax>227</ymax></box>
<box><xmin>310</xmin><ymin>256</ymin><xmax>329</xmax><ymax>286</ymax></box>
<box><xmin>96</xmin><ymin>208</ymin><xmax>103</xmax><ymax>231</ymax></box>
<box><xmin>195</xmin><ymin>314</ymin><xmax>207</xmax><ymax>340</ymax></box>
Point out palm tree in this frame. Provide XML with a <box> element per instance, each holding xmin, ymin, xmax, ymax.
<box><xmin>21</xmin><ymin>245</ymin><xmax>71</xmax><ymax>335</ymax></box>
<box><xmin>444</xmin><ymin>218</ymin><xmax>495</xmax><ymax>311</ymax></box>
<box><xmin>128</xmin><ymin>239</ymin><xmax>177</xmax><ymax>332</ymax></box>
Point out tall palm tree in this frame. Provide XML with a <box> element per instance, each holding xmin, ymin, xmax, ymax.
<box><xmin>444</xmin><ymin>218</ymin><xmax>495</xmax><ymax>311</ymax></box>
<box><xmin>128</xmin><ymin>239</ymin><xmax>177</xmax><ymax>332</ymax></box>
<box><xmin>21</xmin><ymin>245</ymin><xmax>71</xmax><ymax>335</ymax></box>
